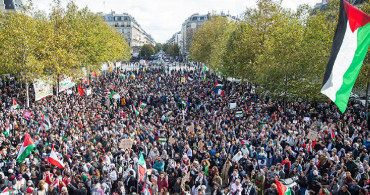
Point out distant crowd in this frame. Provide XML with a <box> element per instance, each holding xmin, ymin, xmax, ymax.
<box><xmin>0</xmin><ymin>62</ymin><xmax>369</xmax><ymax>195</ymax></box>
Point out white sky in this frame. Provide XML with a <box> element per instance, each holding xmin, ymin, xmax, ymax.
<box><xmin>33</xmin><ymin>0</ymin><xmax>322</xmax><ymax>43</ymax></box>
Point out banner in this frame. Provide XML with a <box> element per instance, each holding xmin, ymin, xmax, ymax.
<box><xmin>34</xmin><ymin>79</ymin><xmax>53</xmax><ymax>101</ymax></box>
<box><xmin>23</xmin><ymin>110</ymin><xmax>32</xmax><ymax>119</ymax></box>
<box><xmin>59</xmin><ymin>75</ymin><xmax>75</xmax><ymax>92</ymax></box>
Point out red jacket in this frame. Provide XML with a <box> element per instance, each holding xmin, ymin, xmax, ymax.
<box><xmin>157</xmin><ymin>177</ymin><xmax>168</xmax><ymax>191</ymax></box>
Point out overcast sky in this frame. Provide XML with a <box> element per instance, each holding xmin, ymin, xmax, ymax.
<box><xmin>33</xmin><ymin>0</ymin><xmax>322</xmax><ymax>43</ymax></box>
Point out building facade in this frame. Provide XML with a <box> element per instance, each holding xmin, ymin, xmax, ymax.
<box><xmin>170</xmin><ymin>12</ymin><xmax>240</xmax><ymax>57</ymax></box>
<box><xmin>0</xmin><ymin>0</ymin><xmax>23</xmax><ymax>11</ymax></box>
<box><xmin>101</xmin><ymin>11</ymin><xmax>155</xmax><ymax>53</ymax></box>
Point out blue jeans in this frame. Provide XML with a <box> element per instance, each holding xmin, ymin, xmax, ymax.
<box><xmin>300</xmin><ymin>188</ymin><xmax>306</xmax><ymax>195</ymax></box>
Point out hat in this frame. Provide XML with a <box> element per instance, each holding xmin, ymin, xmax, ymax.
<box><xmin>9</xmin><ymin>175</ymin><xmax>15</xmax><ymax>181</ymax></box>
<box><xmin>8</xmin><ymin>169</ymin><xmax>13</xmax><ymax>174</ymax></box>
<box><xmin>236</xmin><ymin>179</ymin><xmax>240</xmax><ymax>183</ymax></box>
<box><xmin>82</xmin><ymin>174</ymin><xmax>88</xmax><ymax>182</ymax></box>
<box><xmin>17</xmin><ymin>174</ymin><xmax>23</xmax><ymax>180</ymax></box>
<box><xmin>26</xmin><ymin>188</ymin><xmax>33</xmax><ymax>193</ymax></box>
<box><xmin>359</xmin><ymin>167</ymin><xmax>364</xmax><ymax>171</ymax></box>
<box><xmin>27</xmin><ymin>180</ymin><xmax>33</xmax><ymax>185</ymax></box>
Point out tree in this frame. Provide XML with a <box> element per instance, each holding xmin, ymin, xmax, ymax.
<box><xmin>190</xmin><ymin>16</ymin><xmax>229</xmax><ymax>65</ymax></box>
<box><xmin>168</xmin><ymin>44</ymin><xmax>180</xmax><ymax>57</ymax></box>
<box><xmin>155</xmin><ymin>43</ymin><xmax>162</xmax><ymax>53</ymax></box>
<box><xmin>140</xmin><ymin>44</ymin><xmax>155</xmax><ymax>59</ymax></box>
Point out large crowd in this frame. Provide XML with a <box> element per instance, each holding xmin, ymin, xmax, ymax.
<box><xmin>0</xmin><ymin>62</ymin><xmax>369</xmax><ymax>195</ymax></box>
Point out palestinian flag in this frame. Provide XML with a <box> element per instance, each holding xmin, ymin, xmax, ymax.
<box><xmin>139</xmin><ymin>101</ymin><xmax>147</xmax><ymax>108</ymax></box>
<box><xmin>17</xmin><ymin>133</ymin><xmax>35</xmax><ymax>163</ymax></box>
<box><xmin>158</xmin><ymin>137</ymin><xmax>167</xmax><ymax>143</ymax></box>
<box><xmin>235</xmin><ymin>111</ymin><xmax>243</xmax><ymax>118</ymax></box>
<box><xmin>331</xmin><ymin>129</ymin><xmax>336</xmax><ymax>139</ymax></box>
<box><xmin>216</xmin><ymin>89</ymin><xmax>224</xmax><ymax>96</ymax></box>
<box><xmin>11</xmin><ymin>98</ymin><xmax>19</xmax><ymax>110</ymax></box>
<box><xmin>321</xmin><ymin>0</ymin><xmax>370</xmax><ymax>113</ymax></box>
<box><xmin>109</xmin><ymin>91</ymin><xmax>116</xmax><ymax>99</ymax></box>
<box><xmin>47</xmin><ymin>146</ymin><xmax>65</xmax><ymax>169</ymax></box>
<box><xmin>214</xmin><ymin>81</ymin><xmax>219</xmax><ymax>86</ymax></box>
<box><xmin>1</xmin><ymin>187</ymin><xmax>15</xmax><ymax>195</ymax></box>
<box><xmin>275</xmin><ymin>179</ymin><xmax>292</xmax><ymax>195</ymax></box>
<box><xmin>186</xmin><ymin>75</ymin><xmax>193</xmax><ymax>81</ymax></box>
<box><xmin>119</xmin><ymin>72</ymin><xmax>125</xmax><ymax>78</ymax></box>
<box><xmin>3</xmin><ymin>127</ymin><xmax>10</xmax><ymax>138</ymax></box>
<box><xmin>138</xmin><ymin>152</ymin><xmax>146</xmax><ymax>182</ymax></box>
<box><xmin>43</xmin><ymin>113</ymin><xmax>51</xmax><ymax>127</ymax></box>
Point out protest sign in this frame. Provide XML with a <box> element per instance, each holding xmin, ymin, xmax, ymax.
<box><xmin>23</xmin><ymin>110</ymin><xmax>32</xmax><ymax>119</ymax></box>
<box><xmin>307</xmin><ymin>130</ymin><xmax>319</xmax><ymax>141</ymax></box>
<box><xmin>119</xmin><ymin>139</ymin><xmax>133</xmax><ymax>149</ymax></box>
<box><xmin>229</xmin><ymin>103</ymin><xmax>237</xmax><ymax>109</ymax></box>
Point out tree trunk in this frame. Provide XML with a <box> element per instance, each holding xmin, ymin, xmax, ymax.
<box><xmin>26</xmin><ymin>80</ymin><xmax>29</xmax><ymax>108</ymax></box>
<box><xmin>56</xmin><ymin>74</ymin><xmax>59</xmax><ymax>96</ymax></box>
<box><xmin>365</xmin><ymin>81</ymin><xmax>369</xmax><ymax>109</ymax></box>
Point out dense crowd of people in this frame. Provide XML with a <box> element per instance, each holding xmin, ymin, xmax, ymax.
<box><xmin>0</xmin><ymin>62</ymin><xmax>369</xmax><ymax>195</ymax></box>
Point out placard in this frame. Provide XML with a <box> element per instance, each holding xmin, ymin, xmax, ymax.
<box><xmin>34</xmin><ymin>79</ymin><xmax>53</xmax><ymax>101</ymax></box>
<box><xmin>119</xmin><ymin>139</ymin><xmax>133</xmax><ymax>149</ymax></box>
<box><xmin>307</xmin><ymin>130</ymin><xmax>318</xmax><ymax>141</ymax></box>
<box><xmin>168</xmin><ymin>137</ymin><xmax>175</xmax><ymax>145</ymax></box>
<box><xmin>188</xmin><ymin>125</ymin><xmax>194</xmax><ymax>133</ymax></box>
<box><xmin>303</xmin><ymin>117</ymin><xmax>310</xmax><ymax>122</ymax></box>
<box><xmin>23</xmin><ymin>110</ymin><xmax>32</xmax><ymax>119</ymax></box>
<box><xmin>229</xmin><ymin>103</ymin><xmax>236</xmax><ymax>109</ymax></box>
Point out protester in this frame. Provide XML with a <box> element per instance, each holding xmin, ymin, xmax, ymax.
<box><xmin>0</xmin><ymin>61</ymin><xmax>369</xmax><ymax>195</ymax></box>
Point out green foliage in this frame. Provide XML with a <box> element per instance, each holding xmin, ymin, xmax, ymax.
<box><xmin>0</xmin><ymin>0</ymin><xmax>131</xmax><ymax>83</ymax></box>
<box><xmin>140</xmin><ymin>44</ymin><xmax>155</xmax><ymax>59</ymax></box>
<box><xmin>167</xmin><ymin>44</ymin><xmax>180</xmax><ymax>57</ymax></box>
<box><xmin>155</xmin><ymin>43</ymin><xmax>162</xmax><ymax>53</ymax></box>
<box><xmin>189</xmin><ymin>0</ymin><xmax>370</xmax><ymax>102</ymax></box>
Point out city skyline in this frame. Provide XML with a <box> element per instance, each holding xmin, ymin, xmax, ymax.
<box><xmin>34</xmin><ymin>0</ymin><xmax>322</xmax><ymax>43</ymax></box>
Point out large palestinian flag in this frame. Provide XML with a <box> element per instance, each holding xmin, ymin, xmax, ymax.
<box><xmin>321</xmin><ymin>0</ymin><xmax>370</xmax><ymax>113</ymax></box>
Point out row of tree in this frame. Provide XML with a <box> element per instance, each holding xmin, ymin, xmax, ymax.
<box><xmin>0</xmin><ymin>0</ymin><xmax>131</xmax><ymax>85</ymax></box>
<box><xmin>190</xmin><ymin>0</ymin><xmax>370</xmax><ymax>102</ymax></box>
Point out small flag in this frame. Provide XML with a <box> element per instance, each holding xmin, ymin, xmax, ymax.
<box><xmin>331</xmin><ymin>129</ymin><xmax>335</xmax><ymax>140</ymax></box>
<box><xmin>138</xmin><ymin>152</ymin><xmax>146</xmax><ymax>182</ymax></box>
<box><xmin>43</xmin><ymin>113</ymin><xmax>51</xmax><ymax>127</ymax></box>
<box><xmin>17</xmin><ymin>133</ymin><xmax>35</xmax><ymax>163</ymax></box>
<box><xmin>186</xmin><ymin>75</ymin><xmax>193</xmax><ymax>81</ymax></box>
<box><xmin>1</xmin><ymin>187</ymin><xmax>15</xmax><ymax>195</ymax></box>
<box><xmin>240</xmin><ymin>140</ymin><xmax>248</xmax><ymax>145</ymax></box>
<box><xmin>119</xmin><ymin>72</ymin><xmax>125</xmax><ymax>78</ymax></box>
<box><xmin>47</xmin><ymin>145</ymin><xmax>65</xmax><ymax>169</ymax></box>
<box><xmin>275</xmin><ymin>179</ymin><xmax>292</xmax><ymax>195</ymax></box>
<box><xmin>158</xmin><ymin>137</ymin><xmax>167</xmax><ymax>143</ymax></box>
<box><xmin>203</xmin><ymin>65</ymin><xmax>207</xmax><ymax>72</ymax></box>
<box><xmin>214</xmin><ymin>81</ymin><xmax>218</xmax><ymax>86</ymax></box>
<box><xmin>278</xmin><ymin>105</ymin><xmax>284</xmax><ymax>113</ymax></box>
<box><xmin>78</xmin><ymin>86</ymin><xmax>85</xmax><ymax>96</ymax></box>
<box><xmin>216</xmin><ymin>89</ymin><xmax>224</xmax><ymax>96</ymax></box>
<box><xmin>109</xmin><ymin>91</ymin><xmax>117</xmax><ymax>99</ymax></box>
<box><xmin>11</xmin><ymin>98</ymin><xmax>19</xmax><ymax>110</ymax></box>
<box><xmin>3</xmin><ymin>127</ymin><xmax>10</xmax><ymax>138</ymax></box>
<box><xmin>139</xmin><ymin>101</ymin><xmax>147</xmax><ymax>108</ymax></box>
<box><xmin>235</xmin><ymin>111</ymin><xmax>243</xmax><ymax>118</ymax></box>
<box><xmin>131</xmin><ymin>74</ymin><xmax>135</xmax><ymax>79</ymax></box>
